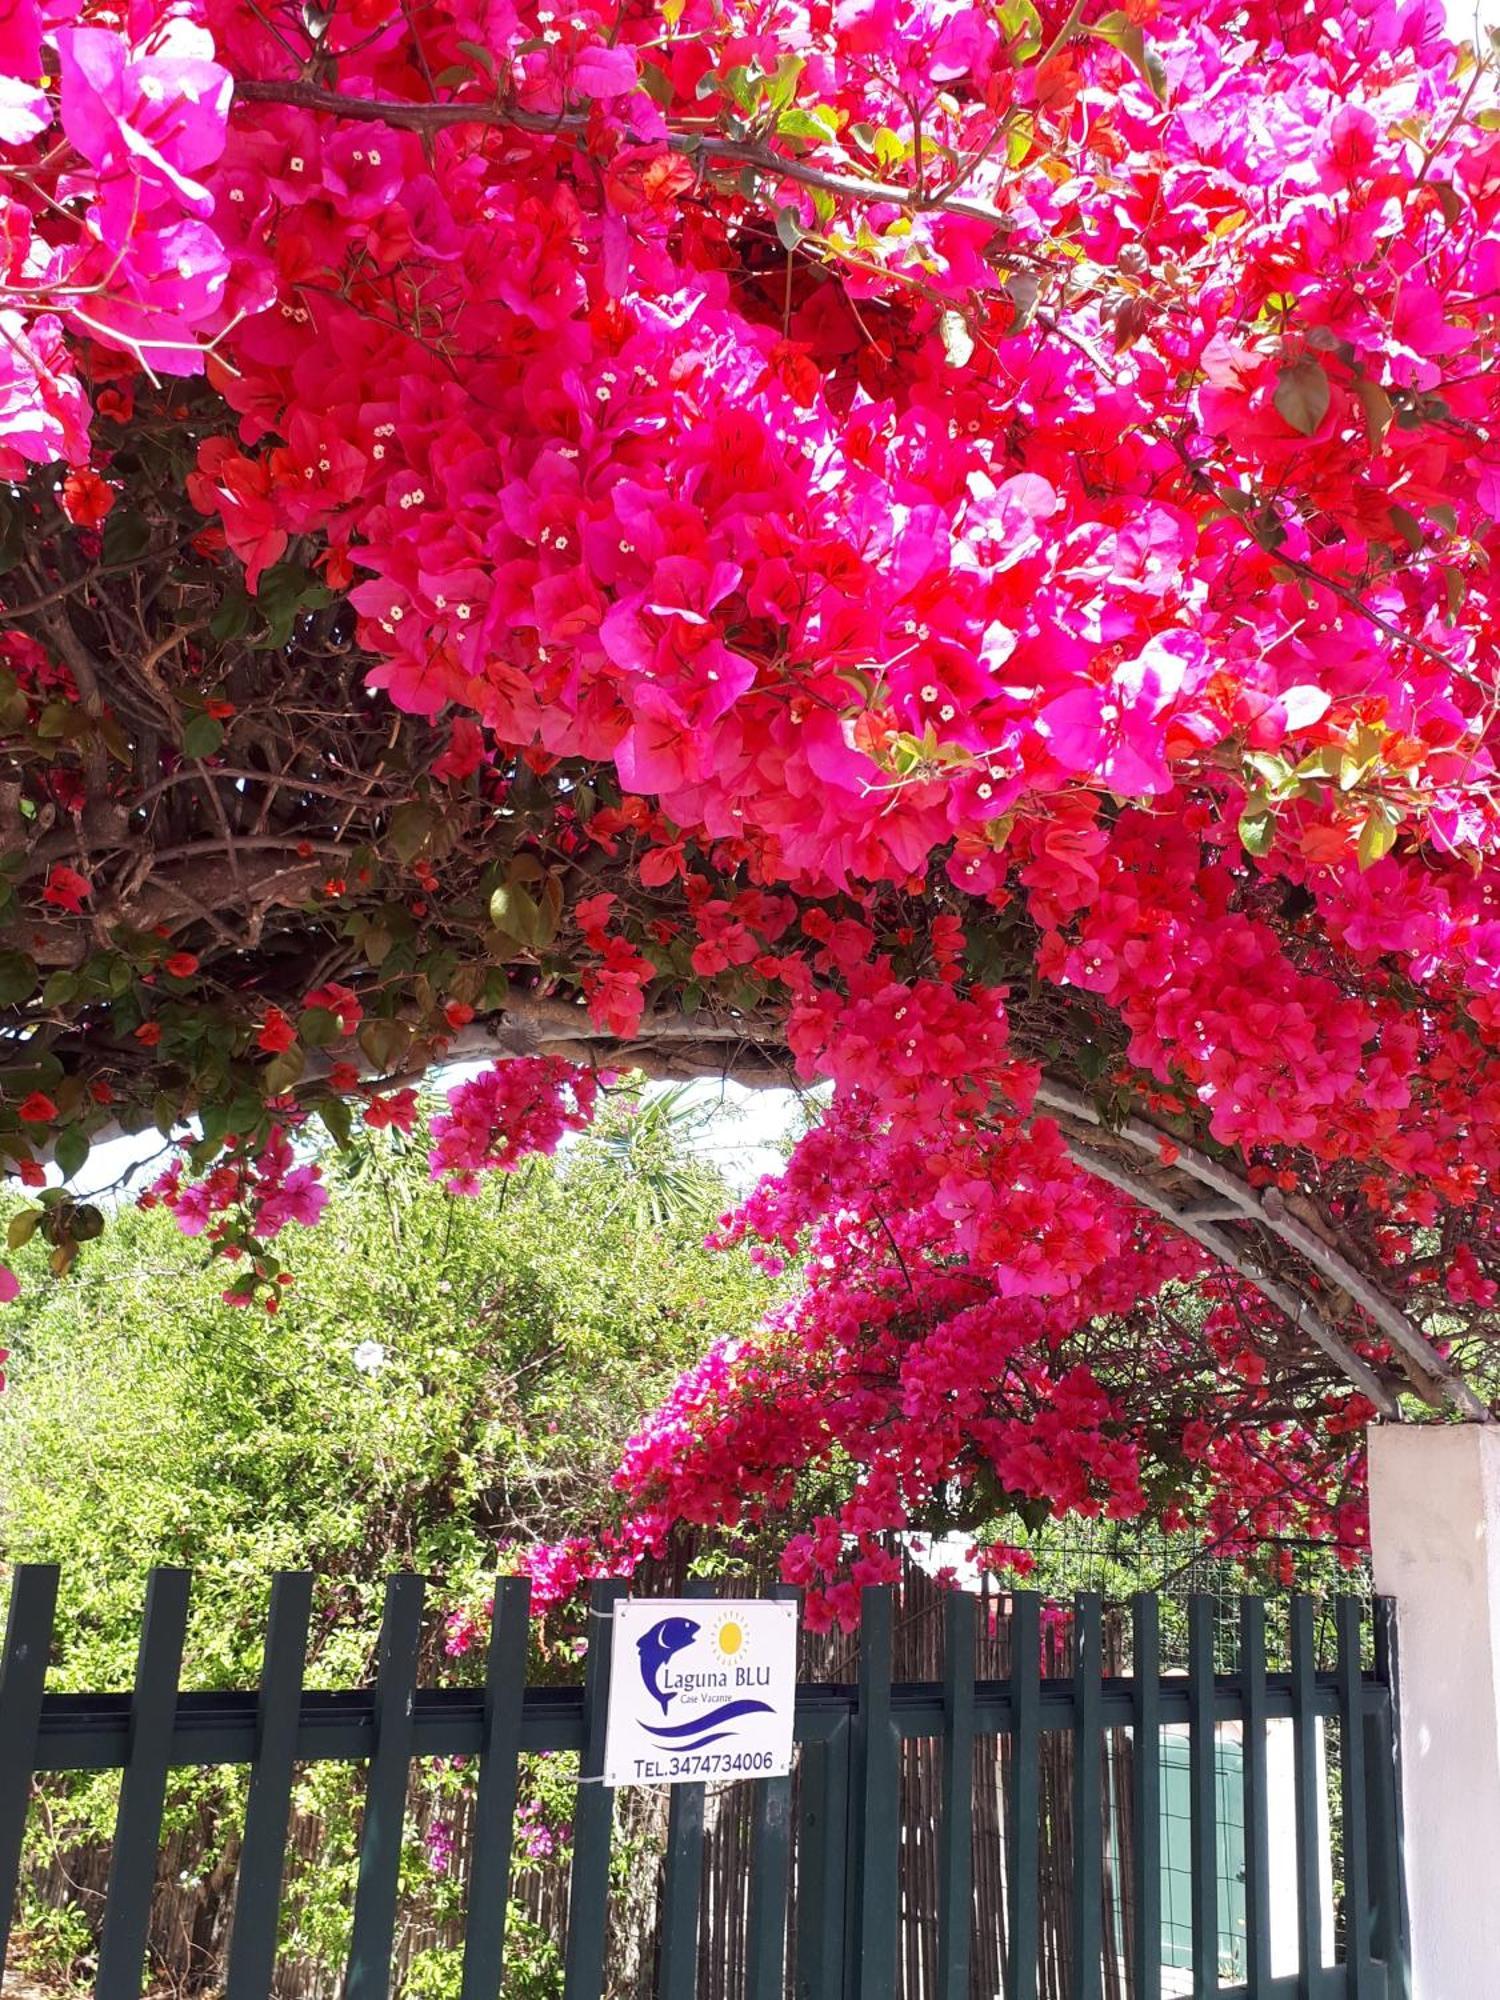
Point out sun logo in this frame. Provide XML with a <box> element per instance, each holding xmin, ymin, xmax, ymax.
<box><xmin>713</xmin><ymin>1616</ymin><xmax>745</xmax><ymax>1659</ymax></box>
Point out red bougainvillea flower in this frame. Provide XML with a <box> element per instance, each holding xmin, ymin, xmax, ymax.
<box><xmin>303</xmin><ymin>983</ymin><xmax>361</xmax><ymax>1034</ymax></box>
<box><xmin>163</xmin><ymin>952</ymin><xmax>199</xmax><ymax>978</ymax></box>
<box><xmin>257</xmin><ymin>1008</ymin><xmax>296</xmax><ymax>1053</ymax></box>
<box><xmin>11</xmin><ymin>0</ymin><xmax>1500</xmax><ymax>1620</ymax></box>
<box><xmin>41</xmin><ymin>866</ymin><xmax>91</xmax><ymax>913</ymax></box>
<box><xmin>364</xmin><ymin>1088</ymin><xmax>418</xmax><ymax>1132</ymax></box>
<box><xmin>60</xmin><ymin>468</ymin><xmax>116</xmax><ymax>527</ymax></box>
<box><xmin>17</xmin><ymin>1093</ymin><xmax>56</xmax><ymax>1122</ymax></box>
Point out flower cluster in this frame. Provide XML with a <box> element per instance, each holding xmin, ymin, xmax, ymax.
<box><xmin>6</xmin><ymin>0</ymin><xmax>1500</xmax><ymax>1609</ymax></box>
<box><xmin>1</xmin><ymin>0</ymin><xmax>235</xmax><ymax>472</ymax></box>
<box><xmin>141</xmin><ymin>1127</ymin><xmax>328</xmax><ymax>1306</ymax></box>
<box><xmin>428</xmin><ymin>1058</ymin><xmax>599</xmax><ymax>1191</ymax></box>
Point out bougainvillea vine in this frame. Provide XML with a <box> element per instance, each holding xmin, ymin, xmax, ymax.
<box><xmin>5</xmin><ymin>0</ymin><xmax>1500</xmax><ymax>1611</ymax></box>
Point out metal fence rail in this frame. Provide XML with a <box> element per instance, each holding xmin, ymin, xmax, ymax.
<box><xmin>0</xmin><ymin>1567</ymin><xmax>1408</xmax><ymax>2000</ymax></box>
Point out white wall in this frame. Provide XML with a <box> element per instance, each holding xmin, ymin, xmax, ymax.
<box><xmin>1369</xmin><ymin>1424</ymin><xmax>1500</xmax><ymax>2000</ymax></box>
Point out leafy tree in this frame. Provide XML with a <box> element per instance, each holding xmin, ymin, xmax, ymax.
<box><xmin>3</xmin><ymin>0</ymin><xmax>1500</xmax><ymax>1608</ymax></box>
<box><xmin>1</xmin><ymin>1109</ymin><xmax>771</xmax><ymax>1673</ymax></box>
<box><xmin>0</xmin><ymin>1106</ymin><xmax>770</xmax><ymax>1989</ymax></box>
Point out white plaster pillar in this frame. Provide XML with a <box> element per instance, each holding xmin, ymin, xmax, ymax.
<box><xmin>1368</xmin><ymin>1424</ymin><xmax>1500</xmax><ymax>1999</ymax></box>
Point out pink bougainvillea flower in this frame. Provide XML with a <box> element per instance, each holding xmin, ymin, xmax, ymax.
<box><xmin>0</xmin><ymin>76</ymin><xmax>50</xmax><ymax>142</ymax></box>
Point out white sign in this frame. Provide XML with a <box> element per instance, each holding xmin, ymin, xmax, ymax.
<box><xmin>602</xmin><ymin>1598</ymin><xmax>797</xmax><ymax>1788</ymax></box>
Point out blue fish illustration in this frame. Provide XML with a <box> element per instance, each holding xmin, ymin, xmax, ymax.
<box><xmin>637</xmin><ymin>1615</ymin><xmax>700</xmax><ymax>1714</ymax></box>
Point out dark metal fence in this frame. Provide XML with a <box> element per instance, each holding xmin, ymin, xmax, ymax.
<box><xmin>0</xmin><ymin>1566</ymin><xmax>1407</xmax><ymax>2000</ymax></box>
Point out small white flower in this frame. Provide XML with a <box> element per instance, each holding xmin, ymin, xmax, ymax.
<box><xmin>353</xmin><ymin>1340</ymin><xmax>387</xmax><ymax>1375</ymax></box>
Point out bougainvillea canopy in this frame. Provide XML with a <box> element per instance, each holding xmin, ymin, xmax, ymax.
<box><xmin>5</xmin><ymin>0</ymin><xmax>1500</xmax><ymax>1618</ymax></box>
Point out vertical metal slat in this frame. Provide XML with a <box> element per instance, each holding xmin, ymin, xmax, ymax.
<box><xmin>1007</xmin><ymin>1593</ymin><xmax>1042</xmax><ymax>2000</ymax></box>
<box><xmin>1240</xmin><ymin>1597</ymin><xmax>1272</xmax><ymax>2000</ymax></box>
<box><xmin>656</xmin><ymin>1578</ymin><xmax>716</xmax><ymax>2000</ymax></box>
<box><xmin>849</xmin><ymin>1585</ymin><xmax>898</xmax><ymax>2000</ymax></box>
<box><xmin>655</xmin><ymin>1776</ymin><xmax>706</xmax><ymax>2000</ymax></box>
<box><xmin>1367</xmin><ymin>1597</ymin><xmax>1409</xmax><ymax>2000</ymax></box>
<box><xmin>460</xmin><ymin>1575</ymin><xmax>531</xmax><ymax>2000</ymax></box>
<box><xmin>1131</xmin><ymin>1595</ymin><xmax>1161</xmax><ymax>2000</ymax></box>
<box><xmin>746</xmin><ymin>1588</ymin><xmax>797</xmax><ymax>2000</ymax></box>
<box><xmin>1337</xmin><ymin>1597</ymin><xmax>1373</xmax><ymax>2000</ymax></box>
<box><xmin>1187</xmin><ymin>1595</ymin><xmax>1219</xmax><ymax>2000</ymax></box>
<box><xmin>0</xmin><ymin>1565</ymin><xmax>59</xmax><ymax>1973</ymax></box>
<box><xmin>1071</xmin><ymin>1593</ymin><xmax>1104</xmax><ymax>2000</ymax></box>
<box><xmin>1290</xmin><ymin>1595</ymin><xmax>1323</xmax><ymax>1997</ymax></box>
<box><xmin>937</xmin><ymin>1589</ymin><xmax>975</xmax><ymax>2000</ymax></box>
<box><xmin>562</xmin><ymin>1579</ymin><xmax>621</xmax><ymax>2000</ymax></box>
<box><xmin>95</xmin><ymin>1567</ymin><xmax>192</xmax><ymax>2000</ymax></box>
<box><xmin>346</xmin><ymin>1574</ymin><xmax>424</xmax><ymax>2000</ymax></box>
<box><xmin>795</xmin><ymin>1722</ymin><xmax>849</xmax><ymax>2000</ymax></box>
<box><xmin>224</xmin><ymin>1571</ymin><xmax>313</xmax><ymax>2000</ymax></box>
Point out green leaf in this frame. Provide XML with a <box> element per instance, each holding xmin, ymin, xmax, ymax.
<box><xmin>198</xmin><ymin>1102</ymin><xmax>230</xmax><ymax>1150</ymax></box>
<box><xmin>1387</xmin><ymin>503</ymin><xmax>1425</xmax><ymax>553</ymax></box>
<box><xmin>1352</xmin><ymin>378</ymin><xmax>1392</xmax><ymax>455</ymax></box>
<box><xmin>210</xmin><ymin>591</ymin><xmax>252</xmax><ymax>642</ymax></box>
<box><xmin>765</xmin><ymin>51</ymin><xmax>804</xmax><ymax>111</ymax></box>
<box><xmin>775</xmin><ymin>206</ymin><xmax>805</xmax><ymax>253</ymax></box>
<box><xmin>1244</xmin><ymin>752</ymin><xmax>1294</xmax><ymax>796</ymax></box>
<box><xmin>181</xmin><ymin>713</ymin><xmax>224</xmax><ymax>759</ymax></box>
<box><xmin>263</xmin><ymin>1044</ymin><xmax>306</xmax><ymax>1095</ymax></box>
<box><xmin>871</xmin><ymin>126</ymin><xmax>906</xmax><ymax>169</ymax></box>
<box><xmin>1004</xmin><ymin>269</ymin><xmax>1040</xmax><ymax>332</ymax></box>
<box><xmin>536</xmin><ymin>875</ymin><xmax>564</xmax><ymax>949</ymax></box>
<box><xmin>1088</xmin><ymin>10</ymin><xmax>1165</xmax><ymax>101</ymax></box>
<box><xmin>777</xmin><ymin>105</ymin><xmax>838</xmax><ymax>141</ymax></box>
<box><xmin>297</xmin><ymin>1006</ymin><xmax>341</xmax><ymax>1048</ymax></box>
<box><xmin>720</xmin><ymin>63</ymin><xmax>759</xmax><ymax>111</ymax></box>
<box><xmin>0</xmin><ymin>672</ymin><xmax>26</xmax><ymax>736</ymax></box>
<box><xmin>388</xmin><ymin>802</ymin><xmax>434</xmax><ymax>863</ymax></box>
<box><xmin>101</xmin><ymin>510</ymin><xmax>151</xmax><ymax>566</ymax></box>
<box><xmin>1272</xmin><ymin>358</ymin><xmax>1331</xmax><ymax>437</ymax></box>
<box><xmin>997</xmin><ymin>0</ymin><xmax>1043</xmax><ymax>56</ymax></box>
<box><xmin>1357</xmin><ymin>812</ymin><xmax>1398</xmax><ymax>869</ymax></box>
<box><xmin>1237</xmin><ymin>806</ymin><xmax>1276</xmax><ymax>856</ymax></box>
<box><xmin>488</xmin><ymin>881</ymin><xmax>541</xmax><ymax>945</ymax></box>
<box><xmin>7</xmin><ymin>1209</ymin><xmax>39</xmax><ymax>1250</ymax></box>
<box><xmin>53</xmin><ymin>1126</ymin><xmax>88</xmax><ymax>1182</ymax></box>
<box><xmin>358</xmin><ymin>1018</ymin><xmax>412</xmax><ymax>1073</ymax></box>
<box><xmin>637</xmin><ymin>59</ymin><xmax>674</xmax><ymax>107</ymax></box>
<box><xmin>0</xmin><ymin>951</ymin><xmax>38</xmax><ymax>1006</ymax></box>
<box><xmin>319</xmin><ymin>1095</ymin><xmax>353</xmax><ymax>1149</ymax></box>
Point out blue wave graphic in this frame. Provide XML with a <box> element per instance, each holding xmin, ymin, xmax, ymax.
<box><xmin>645</xmin><ymin>1729</ymin><xmax>738</xmax><ymax>1754</ymax></box>
<box><xmin>641</xmin><ymin>1698</ymin><xmax>774</xmax><ymax>1740</ymax></box>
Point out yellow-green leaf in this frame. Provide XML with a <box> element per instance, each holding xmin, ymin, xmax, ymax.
<box><xmin>1356</xmin><ymin>813</ymin><xmax>1398</xmax><ymax>869</ymax></box>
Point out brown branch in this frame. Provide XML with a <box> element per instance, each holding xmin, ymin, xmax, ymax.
<box><xmin>1034</xmin><ymin>1077</ymin><xmax>1490</xmax><ymax>1420</ymax></box>
<box><xmin>232</xmin><ymin>78</ymin><xmax>1013</xmax><ymax>226</ymax></box>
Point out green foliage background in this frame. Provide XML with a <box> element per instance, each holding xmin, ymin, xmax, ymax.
<box><xmin>0</xmin><ymin>1095</ymin><xmax>773</xmax><ymax>1993</ymax></box>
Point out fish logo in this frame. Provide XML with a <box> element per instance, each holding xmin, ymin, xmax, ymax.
<box><xmin>636</xmin><ymin>1615</ymin><xmax>700</xmax><ymax>1715</ymax></box>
